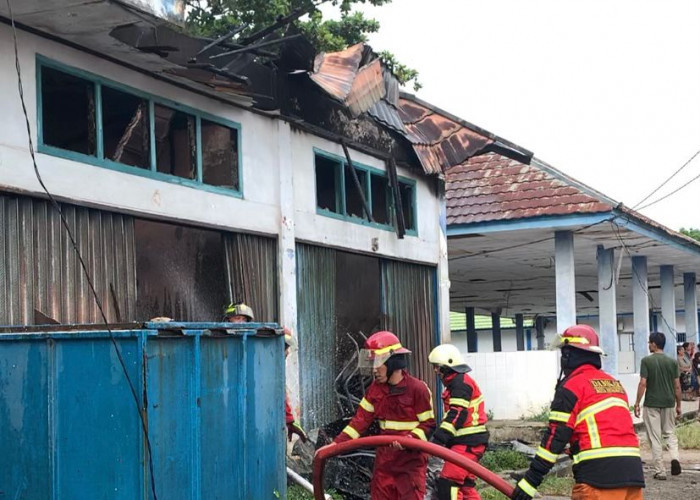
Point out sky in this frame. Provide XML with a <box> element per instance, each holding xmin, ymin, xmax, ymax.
<box><xmin>323</xmin><ymin>0</ymin><xmax>700</xmax><ymax>231</ymax></box>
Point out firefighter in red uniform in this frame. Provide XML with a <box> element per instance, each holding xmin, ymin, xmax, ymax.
<box><xmin>511</xmin><ymin>325</ymin><xmax>644</xmax><ymax>500</ymax></box>
<box><xmin>429</xmin><ymin>344</ymin><xmax>489</xmax><ymax>500</ymax></box>
<box><xmin>284</xmin><ymin>327</ymin><xmax>307</xmax><ymax>442</ymax></box>
<box><xmin>332</xmin><ymin>331</ymin><xmax>436</xmax><ymax>499</ymax></box>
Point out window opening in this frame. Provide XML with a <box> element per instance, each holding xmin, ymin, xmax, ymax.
<box><xmin>102</xmin><ymin>86</ymin><xmax>150</xmax><ymax>169</ymax></box>
<box><xmin>201</xmin><ymin>119</ymin><xmax>239</xmax><ymax>190</ymax></box>
<box><xmin>316</xmin><ymin>155</ymin><xmax>341</xmax><ymax>213</ymax></box>
<box><xmin>344</xmin><ymin>165</ymin><xmax>368</xmax><ymax>219</ymax></box>
<box><xmin>371</xmin><ymin>174</ymin><xmax>390</xmax><ymax>224</ymax></box>
<box><xmin>41</xmin><ymin>66</ymin><xmax>96</xmax><ymax>155</ymax></box>
<box><xmin>399</xmin><ymin>182</ymin><xmax>415</xmax><ymax>231</ymax></box>
<box><xmin>154</xmin><ymin>104</ymin><xmax>197</xmax><ymax>180</ymax></box>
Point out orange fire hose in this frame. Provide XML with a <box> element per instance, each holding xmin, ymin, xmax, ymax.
<box><xmin>312</xmin><ymin>435</ymin><xmax>515</xmax><ymax>499</ymax></box>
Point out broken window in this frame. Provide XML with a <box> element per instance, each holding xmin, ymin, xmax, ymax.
<box><xmin>370</xmin><ymin>174</ymin><xmax>390</xmax><ymax>225</ymax></box>
<box><xmin>134</xmin><ymin>219</ymin><xmax>227</xmax><ymax>322</ymax></box>
<box><xmin>398</xmin><ymin>181</ymin><xmax>415</xmax><ymax>231</ymax></box>
<box><xmin>41</xmin><ymin>66</ymin><xmax>96</xmax><ymax>156</ymax></box>
<box><xmin>344</xmin><ymin>165</ymin><xmax>368</xmax><ymax>219</ymax></box>
<box><xmin>201</xmin><ymin>119</ymin><xmax>239</xmax><ymax>190</ymax></box>
<box><xmin>102</xmin><ymin>86</ymin><xmax>150</xmax><ymax>169</ymax></box>
<box><xmin>316</xmin><ymin>155</ymin><xmax>341</xmax><ymax>213</ymax></box>
<box><xmin>154</xmin><ymin>104</ymin><xmax>197</xmax><ymax>180</ymax></box>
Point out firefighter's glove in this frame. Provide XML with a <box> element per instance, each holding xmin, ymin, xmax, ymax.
<box><xmin>430</xmin><ymin>429</ymin><xmax>449</xmax><ymax>447</ymax></box>
<box><xmin>287</xmin><ymin>421</ymin><xmax>308</xmax><ymax>443</ymax></box>
<box><xmin>510</xmin><ymin>478</ymin><xmax>536</xmax><ymax>500</ymax></box>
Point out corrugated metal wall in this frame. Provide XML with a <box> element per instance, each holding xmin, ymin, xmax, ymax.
<box><xmin>0</xmin><ymin>194</ymin><xmax>136</xmax><ymax>325</ymax></box>
<box><xmin>224</xmin><ymin>233</ymin><xmax>278</xmax><ymax>323</ymax></box>
<box><xmin>296</xmin><ymin>243</ymin><xmax>337</xmax><ymax>429</ymax></box>
<box><xmin>381</xmin><ymin>259</ymin><xmax>438</xmax><ymax>396</ymax></box>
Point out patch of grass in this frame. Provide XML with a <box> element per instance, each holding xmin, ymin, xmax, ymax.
<box><xmin>539</xmin><ymin>476</ymin><xmax>574</xmax><ymax>495</ymax></box>
<box><xmin>677</xmin><ymin>421</ymin><xmax>700</xmax><ymax>449</ymax></box>
<box><xmin>520</xmin><ymin>405</ymin><xmax>550</xmax><ymax>422</ymax></box>
<box><xmin>479</xmin><ymin>487</ymin><xmax>508</xmax><ymax>500</ymax></box>
<box><xmin>480</xmin><ymin>449</ymin><xmax>530</xmax><ymax>472</ymax></box>
<box><xmin>288</xmin><ymin>485</ymin><xmax>344</xmax><ymax>500</ymax></box>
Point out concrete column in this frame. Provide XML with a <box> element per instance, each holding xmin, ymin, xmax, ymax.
<box><xmin>277</xmin><ymin>121</ymin><xmax>300</xmax><ymax>414</ymax></box>
<box><xmin>555</xmin><ymin>231</ymin><xmax>577</xmax><ymax>333</ymax></box>
<box><xmin>597</xmin><ymin>246</ymin><xmax>618</xmax><ymax>376</ymax></box>
<box><xmin>660</xmin><ymin>265</ymin><xmax>677</xmax><ymax>357</ymax></box>
<box><xmin>466</xmin><ymin>307</ymin><xmax>477</xmax><ymax>352</ymax></box>
<box><xmin>492</xmin><ymin>312</ymin><xmax>502</xmax><ymax>352</ymax></box>
<box><xmin>535</xmin><ymin>317</ymin><xmax>545</xmax><ymax>350</ymax></box>
<box><xmin>684</xmin><ymin>273</ymin><xmax>698</xmax><ymax>344</ymax></box>
<box><xmin>515</xmin><ymin>313</ymin><xmax>525</xmax><ymax>351</ymax></box>
<box><xmin>437</xmin><ymin>180</ymin><xmax>451</xmax><ymax>343</ymax></box>
<box><xmin>632</xmin><ymin>256</ymin><xmax>650</xmax><ymax>372</ymax></box>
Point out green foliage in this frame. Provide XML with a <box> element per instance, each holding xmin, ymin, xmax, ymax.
<box><xmin>677</xmin><ymin>421</ymin><xmax>700</xmax><ymax>449</ymax></box>
<box><xmin>486</xmin><ymin>408</ymin><xmax>495</xmax><ymax>421</ymax></box>
<box><xmin>185</xmin><ymin>0</ymin><xmax>420</xmax><ymax>89</ymax></box>
<box><xmin>480</xmin><ymin>449</ymin><xmax>530</xmax><ymax>472</ymax></box>
<box><xmin>680</xmin><ymin>227</ymin><xmax>700</xmax><ymax>242</ymax></box>
<box><xmin>287</xmin><ymin>485</ymin><xmax>344</xmax><ymax>500</ymax></box>
<box><xmin>478</xmin><ymin>476</ymin><xmax>574</xmax><ymax>499</ymax></box>
<box><xmin>520</xmin><ymin>405</ymin><xmax>550</xmax><ymax>422</ymax></box>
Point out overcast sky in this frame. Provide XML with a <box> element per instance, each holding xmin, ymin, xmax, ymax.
<box><xmin>324</xmin><ymin>0</ymin><xmax>700</xmax><ymax>231</ymax></box>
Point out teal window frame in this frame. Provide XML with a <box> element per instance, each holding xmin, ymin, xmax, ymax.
<box><xmin>313</xmin><ymin>148</ymin><xmax>418</xmax><ymax>236</ymax></box>
<box><xmin>36</xmin><ymin>55</ymin><xmax>243</xmax><ymax>198</ymax></box>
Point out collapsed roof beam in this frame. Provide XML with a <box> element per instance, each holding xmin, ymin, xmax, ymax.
<box><xmin>341</xmin><ymin>140</ymin><xmax>374</xmax><ymax>224</ymax></box>
<box><xmin>211</xmin><ymin>33</ymin><xmax>303</xmax><ymax>61</ymax></box>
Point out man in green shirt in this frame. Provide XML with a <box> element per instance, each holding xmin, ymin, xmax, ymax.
<box><xmin>634</xmin><ymin>332</ymin><xmax>682</xmax><ymax>480</ymax></box>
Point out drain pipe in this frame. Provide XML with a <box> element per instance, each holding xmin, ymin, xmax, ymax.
<box><xmin>287</xmin><ymin>467</ymin><xmax>332</xmax><ymax>500</ymax></box>
<box><xmin>312</xmin><ymin>436</ymin><xmax>515</xmax><ymax>500</ymax></box>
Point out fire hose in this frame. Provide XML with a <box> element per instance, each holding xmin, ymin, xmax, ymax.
<box><xmin>312</xmin><ymin>435</ymin><xmax>515</xmax><ymax>500</ymax></box>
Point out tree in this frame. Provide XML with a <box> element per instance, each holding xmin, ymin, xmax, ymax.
<box><xmin>680</xmin><ymin>227</ymin><xmax>700</xmax><ymax>242</ymax></box>
<box><xmin>185</xmin><ymin>0</ymin><xmax>421</xmax><ymax>90</ymax></box>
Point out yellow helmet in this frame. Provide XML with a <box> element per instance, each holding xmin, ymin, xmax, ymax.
<box><xmin>428</xmin><ymin>344</ymin><xmax>471</xmax><ymax>373</ymax></box>
<box><xmin>223</xmin><ymin>302</ymin><xmax>254</xmax><ymax>322</ymax></box>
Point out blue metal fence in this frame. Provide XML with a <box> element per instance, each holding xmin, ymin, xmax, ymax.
<box><xmin>0</xmin><ymin>322</ymin><xmax>285</xmax><ymax>500</ymax></box>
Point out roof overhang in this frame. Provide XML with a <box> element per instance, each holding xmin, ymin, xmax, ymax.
<box><xmin>448</xmin><ymin>209</ymin><xmax>700</xmax><ymax>317</ymax></box>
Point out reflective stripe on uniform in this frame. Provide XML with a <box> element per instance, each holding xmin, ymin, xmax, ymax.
<box><xmin>451</xmin><ymin>485</ymin><xmax>458</xmax><ymax>500</ymax></box>
<box><xmin>411</xmin><ymin>428</ymin><xmax>427</xmax><ymax>441</ymax></box>
<box><xmin>449</xmin><ymin>397</ymin><xmax>471</xmax><ymax>408</ymax></box>
<box><xmin>586</xmin><ymin>415</ymin><xmax>602</xmax><ymax>448</ymax></box>
<box><xmin>575</xmin><ymin>397</ymin><xmax>629</xmax><ymax>426</ymax></box>
<box><xmin>359</xmin><ymin>397</ymin><xmax>374</xmax><ymax>413</ymax></box>
<box><xmin>536</xmin><ymin>446</ymin><xmax>559</xmax><ymax>463</ymax></box>
<box><xmin>549</xmin><ymin>410</ymin><xmax>571</xmax><ymax>423</ymax></box>
<box><xmin>379</xmin><ymin>420</ymin><xmax>419</xmax><ymax>431</ymax></box>
<box><xmin>342</xmin><ymin>425</ymin><xmax>360</xmax><ymax>439</ymax></box>
<box><xmin>374</xmin><ymin>343</ymin><xmax>402</xmax><ymax>355</ymax></box>
<box><xmin>417</xmin><ymin>409</ymin><xmax>434</xmax><ymax>422</ymax></box>
<box><xmin>572</xmin><ymin>446</ymin><xmax>640</xmax><ymax>464</ymax></box>
<box><xmin>517</xmin><ymin>478</ymin><xmax>537</xmax><ymax>497</ymax></box>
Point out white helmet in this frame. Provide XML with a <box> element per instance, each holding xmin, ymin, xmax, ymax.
<box><xmin>428</xmin><ymin>344</ymin><xmax>471</xmax><ymax>373</ymax></box>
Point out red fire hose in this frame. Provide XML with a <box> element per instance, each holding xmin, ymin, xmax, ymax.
<box><xmin>312</xmin><ymin>435</ymin><xmax>515</xmax><ymax>499</ymax></box>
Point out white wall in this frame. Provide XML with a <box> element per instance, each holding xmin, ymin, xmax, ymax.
<box><xmin>463</xmin><ymin>350</ymin><xmax>560</xmax><ymax>420</ymax></box>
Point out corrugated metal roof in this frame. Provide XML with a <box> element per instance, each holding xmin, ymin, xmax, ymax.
<box><xmin>310</xmin><ymin>43</ymin><xmax>364</xmax><ymax>101</ymax></box>
<box><xmin>446</xmin><ymin>152</ymin><xmax>614</xmax><ymax>225</ymax></box>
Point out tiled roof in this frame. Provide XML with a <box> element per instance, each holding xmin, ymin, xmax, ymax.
<box><xmin>446</xmin><ymin>152</ymin><xmax>614</xmax><ymax>225</ymax></box>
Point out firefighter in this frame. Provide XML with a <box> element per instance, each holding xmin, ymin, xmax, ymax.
<box><xmin>429</xmin><ymin>343</ymin><xmax>489</xmax><ymax>500</ymax></box>
<box><xmin>331</xmin><ymin>330</ymin><xmax>436</xmax><ymax>499</ymax></box>
<box><xmin>284</xmin><ymin>327</ymin><xmax>307</xmax><ymax>443</ymax></box>
<box><xmin>223</xmin><ymin>302</ymin><xmax>254</xmax><ymax>323</ymax></box>
<box><xmin>511</xmin><ymin>325</ymin><xmax>644</xmax><ymax>500</ymax></box>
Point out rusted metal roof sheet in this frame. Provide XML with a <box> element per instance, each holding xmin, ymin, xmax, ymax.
<box><xmin>446</xmin><ymin>152</ymin><xmax>614</xmax><ymax>225</ymax></box>
<box><xmin>310</xmin><ymin>43</ymin><xmax>364</xmax><ymax>102</ymax></box>
<box><xmin>345</xmin><ymin>58</ymin><xmax>386</xmax><ymax>116</ymax></box>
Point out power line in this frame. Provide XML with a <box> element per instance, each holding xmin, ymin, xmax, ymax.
<box><xmin>5</xmin><ymin>1</ymin><xmax>158</xmax><ymax>497</ymax></box>
<box><xmin>636</xmin><ymin>168</ymin><xmax>700</xmax><ymax>211</ymax></box>
<box><xmin>632</xmin><ymin>148</ymin><xmax>700</xmax><ymax>210</ymax></box>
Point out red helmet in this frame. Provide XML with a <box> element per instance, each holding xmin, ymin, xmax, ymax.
<box><xmin>557</xmin><ymin>325</ymin><xmax>605</xmax><ymax>355</ymax></box>
<box><xmin>360</xmin><ymin>331</ymin><xmax>410</xmax><ymax>369</ymax></box>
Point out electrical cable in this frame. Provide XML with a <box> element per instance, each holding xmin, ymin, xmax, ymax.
<box><xmin>636</xmin><ymin>167</ymin><xmax>700</xmax><ymax>212</ymax></box>
<box><xmin>4</xmin><ymin>1</ymin><xmax>159</xmax><ymax>498</ymax></box>
<box><xmin>633</xmin><ymin>148</ymin><xmax>700</xmax><ymax>210</ymax></box>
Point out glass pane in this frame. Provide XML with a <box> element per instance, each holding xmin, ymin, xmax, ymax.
<box><xmin>201</xmin><ymin>119</ymin><xmax>239</xmax><ymax>189</ymax></box>
<box><xmin>344</xmin><ymin>166</ymin><xmax>368</xmax><ymax>219</ymax></box>
<box><xmin>399</xmin><ymin>182</ymin><xmax>415</xmax><ymax>231</ymax></box>
<box><xmin>154</xmin><ymin>104</ymin><xmax>196</xmax><ymax>180</ymax></box>
<box><xmin>41</xmin><ymin>66</ymin><xmax>96</xmax><ymax>156</ymax></box>
<box><xmin>315</xmin><ymin>155</ymin><xmax>340</xmax><ymax>213</ymax></box>
<box><xmin>371</xmin><ymin>174</ymin><xmax>389</xmax><ymax>224</ymax></box>
<box><xmin>102</xmin><ymin>86</ymin><xmax>150</xmax><ymax>169</ymax></box>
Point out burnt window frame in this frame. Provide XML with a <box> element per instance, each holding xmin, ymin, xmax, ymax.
<box><xmin>36</xmin><ymin>56</ymin><xmax>242</xmax><ymax>197</ymax></box>
<box><xmin>313</xmin><ymin>149</ymin><xmax>418</xmax><ymax>236</ymax></box>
